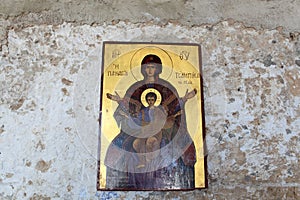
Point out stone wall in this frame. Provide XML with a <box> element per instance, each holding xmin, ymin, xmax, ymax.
<box><xmin>0</xmin><ymin>0</ymin><xmax>299</xmax><ymax>199</ymax></box>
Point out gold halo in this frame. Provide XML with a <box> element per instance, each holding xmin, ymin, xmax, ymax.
<box><xmin>129</xmin><ymin>46</ymin><xmax>173</xmax><ymax>81</ymax></box>
<box><xmin>140</xmin><ymin>88</ymin><xmax>162</xmax><ymax>107</ymax></box>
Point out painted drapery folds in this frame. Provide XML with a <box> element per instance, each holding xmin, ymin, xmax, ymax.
<box><xmin>98</xmin><ymin>42</ymin><xmax>206</xmax><ymax>190</ymax></box>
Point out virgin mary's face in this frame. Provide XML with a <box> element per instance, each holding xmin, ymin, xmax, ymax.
<box><xmin>144</xmin><ymin>63</ymin><xmax>157</xmax><ymax>78</ymax></box>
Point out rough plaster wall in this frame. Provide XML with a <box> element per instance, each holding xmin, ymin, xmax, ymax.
<box><xmin>0</xmin><ymin>1</ymin><xmax>300</xmax><ymax>200</ymax></box>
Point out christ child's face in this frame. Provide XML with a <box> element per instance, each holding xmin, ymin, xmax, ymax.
<box><xmin>146</xmin><ymin>96</ymin><xmax>156</xmax><ymax>107</ymax></box>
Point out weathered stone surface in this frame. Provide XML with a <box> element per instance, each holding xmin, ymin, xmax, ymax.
<box><xmin>0</xmin><ymin>20</ymin><xmax>299</xmax><ymax>199</ymax></box>
<box><xmin>0</xmin><ymin>0</ymin><xmax>299</xmax><ymax>33</ymax></box>
<box><xmin>0</xmin><ymin>1</ymin><xmax>299</xmax><ymax>199</ymax></box>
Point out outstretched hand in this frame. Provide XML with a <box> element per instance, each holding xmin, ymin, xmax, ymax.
<box><xmin>183</xmin><ymin>88</ymin><xmax>197</xmax><ymax>101</ymax></box>
<box><xmin>106</xmin><ymin>91</ymin><xmax>122</xmax><ymax>102</ymax></box>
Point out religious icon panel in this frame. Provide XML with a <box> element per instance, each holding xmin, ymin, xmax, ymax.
<box><xmin>97</xmin><ymin>42</ymin><xmax>206</xmax><ymax>190</ymax></box>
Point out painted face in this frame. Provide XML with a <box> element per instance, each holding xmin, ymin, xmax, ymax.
<box><xmin>144</xmin><ymin>64</ymin><xmax>157</xmax><ymax>77</ymax></box>
<box><xmin>146</xmin><ymin>97</ymin><xmax>156</xmax><ymax>107</ymax></box>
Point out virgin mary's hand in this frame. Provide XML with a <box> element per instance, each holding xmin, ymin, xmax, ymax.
<box><xmin>183</xmin><ymin>88</ymin><xmax>197</xmax><ymax>101</ymax></box>
<box><xmin>106</xmin><ymin>91</ymin><xmax>122</xmax><ymax>102</ymax></box>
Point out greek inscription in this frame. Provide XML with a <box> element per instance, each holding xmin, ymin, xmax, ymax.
<box><xmin>175</xmin><ymin>72</ymin><xmax>200</xmax><ymax>78</ymax></box>
<box><xmin>184</xmin><ymin>80</ymin><xmax>192</xmax><ymax>84</ymax></box>
<box><xmin>179</xmin><ymin>51</ymin><xmax>190</xmax><ymax>60</ymax></box>
<box><xmin>107</xmin><ymin>70</ymin><xmax>128</xmax><ymax>77</ymax></box>
<box><xmin>178</xmin><ymin>80</ymin><xmax>192</xmax><ymax>84</ymax></box>
<box><xmin>113</xmin><ymin>63</ymin><xmax>120</xmax><ymax>69</ymax></box>
<box><xmin>112</xmin><ymin>49</ymin><xmax>121</xmax><ymax>58</ymax></box>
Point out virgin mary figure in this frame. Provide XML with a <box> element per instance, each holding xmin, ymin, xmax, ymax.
<box><xmin>104</xmin><ymin>54</ymin><xmax>197</xmax><ymax>190</ymax></box>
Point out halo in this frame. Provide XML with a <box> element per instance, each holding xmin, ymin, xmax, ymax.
<box><xmin>140</xmin><ymin>88</ymin><xmax>162</xmax><ymax>107</ymax></box>
<box><xmin>129</xmin><ymin>46</ymin><xmax>173</xmax><ymax>81</ymax></box>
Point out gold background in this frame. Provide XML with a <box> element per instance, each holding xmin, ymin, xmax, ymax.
<box><xmin>99</xmin><ymin>42</ymin><xmax>205</xmax><ymax>189</ymax></box>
